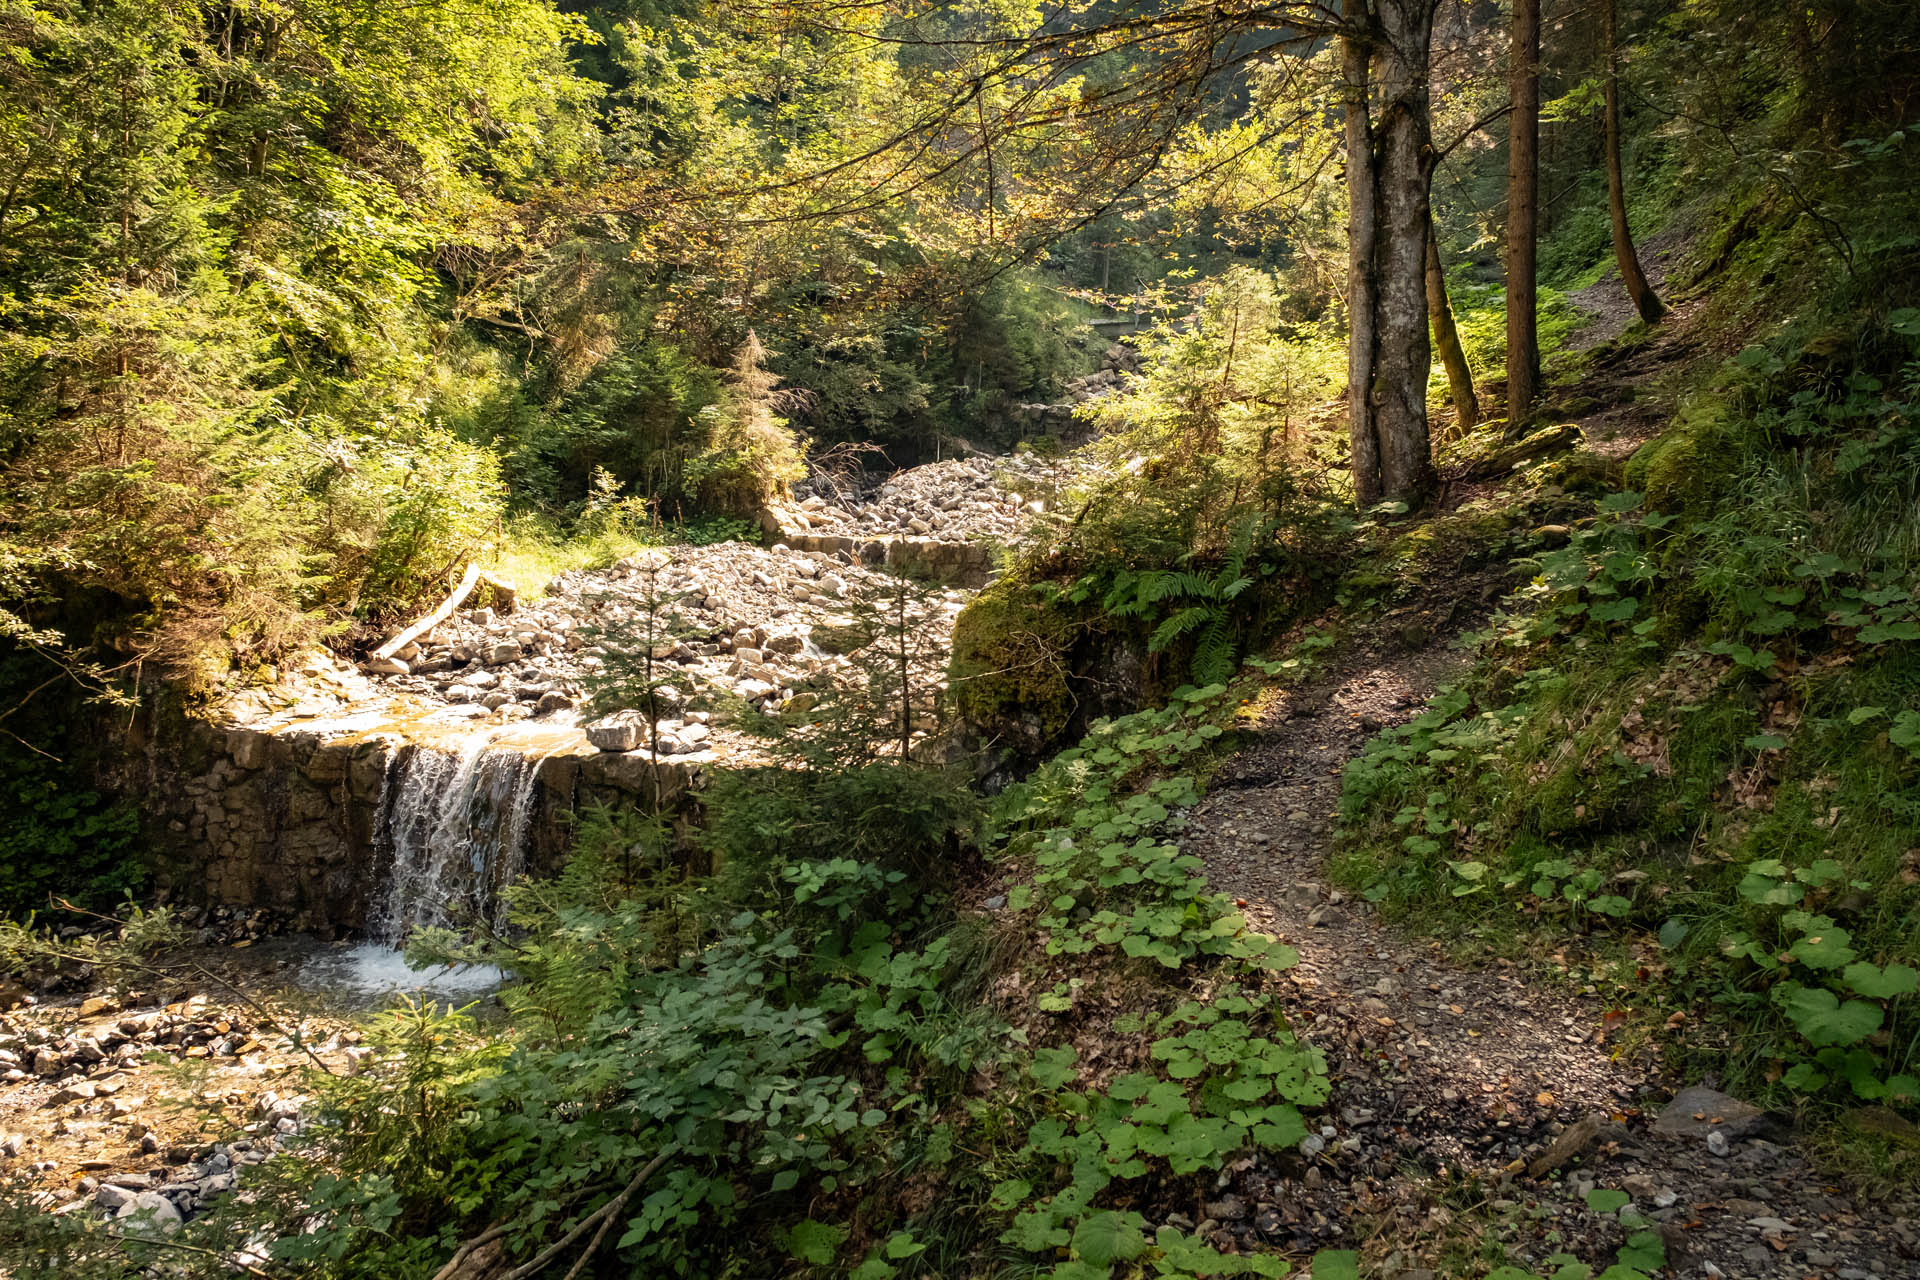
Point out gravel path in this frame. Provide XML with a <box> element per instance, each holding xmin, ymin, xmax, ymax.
<box><xmin>1181</xmin><ymin>644</ymin><xmax>1920</xmax><ymax>1279</ymax></box>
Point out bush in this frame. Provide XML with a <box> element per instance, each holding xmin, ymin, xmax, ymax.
<box><xmin>685</xmin><ymin>332</ymin><xmax>806</xmax><ymax>518</ymax></box>
<box><xmin>311</xmin><ymin>420</ymin><xmax>508</xmax><ymax>617</ymax></box>
<box><xmin>0</xmin><ymin>648</ymin><xmax>143</xmax><ymax>920</ymax></box>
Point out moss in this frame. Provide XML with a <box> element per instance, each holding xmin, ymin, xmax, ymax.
<box><xmin>949</xmin><ymin>573</ymin><xmax>1081</xmax><ymax>744</ymax></box>
<box><xmin>1624</xmin><ymin>408</ymin><xmax>1740</xmax><ymax>515</ymax></box>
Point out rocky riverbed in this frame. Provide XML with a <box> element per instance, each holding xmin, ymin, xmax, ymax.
<box><xmin>360</xmin><ymin>540</ymin><xmax>967</xmax><ymax>761</ymax></box>
<box><xmin>778</xmin><ymin>450</ymin><xmax>1097</xmax><ymax>546</ymax></box>
<box><xmin>0</xmin><ymin>942</ymin><xmax>357</xmax><ymax>1241</ymax></box>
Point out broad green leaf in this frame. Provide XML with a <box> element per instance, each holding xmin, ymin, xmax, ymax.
<box><xmin>1310</xmin><ymin>1250</ymin><xmax>1360</xmax><ymax>1280</ymax></box>
<box><xmin>1030</xmin><ymin>1046</ymin><xmax>1079</xmax><ymax>1088</ymax></box>
<box><xmin>1843</xmin><ymin>961</ymin><xmax>1920</xmax><ymax>999</ymax></box>
<box><xmin>788</xmin><ymin>1219</ymin><xmax>847</xmax><ymax>1265</ymax></box>
<box><xmin>1585</xmin><ymin>1188</ymin><xmax>1631</xmax><ymax>1213</ymax></box>
<box><xmin>1070</xmin><ymin>1211</ymin><xmax>1147</xmax><ymax>1267</ymax></box>
<box><xmin>1788</xmin><ymin>928</ymin><xmax>1858</xmax><ymax>970</ymax></box>
<box><xmin>1783</xmin><ymin>985</ymin><xmax>1884</xmax><ymax>1046</ymax></box>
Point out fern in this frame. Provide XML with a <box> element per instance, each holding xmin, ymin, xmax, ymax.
<box><xmin>1192</xmin><ymin>621</ymin><xmax>1235</xmax><ymax>685</ymax></box>
<box><xmin>1150</xmin><ymin>605</ymin><xmax>1213</xmax><ymax>650</ymax></box>
<box><xmin>1097</xmin><ymin>514</ymin><xmax>1270</xmax><ymax>683</ymax></box>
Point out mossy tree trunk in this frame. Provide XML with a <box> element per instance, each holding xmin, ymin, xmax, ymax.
<box><xmin>1426</xmin><ymin>221</ymin><xmax>1479</xmax><ymax>431</ymax></box>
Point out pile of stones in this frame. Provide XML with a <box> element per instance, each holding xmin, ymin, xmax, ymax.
<box><xmin>362</xmin><ymin>542</ymin><xmax>965</xmax><ymax>757</ymax></box>
<box><xmin>1</xmin><ymin>993</ymin><xmax>359</xmax><ymax>1235</ymax></box>
<box><xmin>780</xmin><ymin>451</ymin><xmax>1094</xmax><ymax>545</ymax></box>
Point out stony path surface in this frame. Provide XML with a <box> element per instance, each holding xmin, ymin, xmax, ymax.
<box><xmin>1180</xmin><ymin>644</ymin><xmax>1920</xmax><ymax>1280</ymax></box>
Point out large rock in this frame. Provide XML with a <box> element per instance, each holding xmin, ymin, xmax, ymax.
<box><xmin>584</xmin><ymin>711</ymin><xmax>646</xmax><ymax>752</ymax></box>
<box><xmin>1653</xmin><ymin>1087</ymin><xmax>1767</xmax><ymax>1141</ymax></box>
<box><xmin>115</xmin><ymin>1191</ymin><xmax>183</xmax><ymax>1234</ymax></box>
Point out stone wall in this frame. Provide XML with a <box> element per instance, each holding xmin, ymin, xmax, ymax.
<box><xmin>116</xmin><ymin>702</ymin><xmax>702</xmax><ymax>933</ymax></box>
<box><xmin>775</xmin><ymin>530</ymin><xmax>998</xmax><ymax>588</ymax></box>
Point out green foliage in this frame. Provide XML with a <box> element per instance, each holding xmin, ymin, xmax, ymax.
<box><xmin>1098</xmin><ymin>516</ymin><xmax>1262</xmax><ymax>685</ymax></box>
<box><xmin>245</xmin><ymin>745</ymin><xmax>990</xmax><ymax>1277</ymax></box>
<box><xmin>982</xmin><ymin>680</ymin><xmax>1326</xmax><ymax>1276</ymax></box>
<box><xmin>0</xmin><ymin>648</ymin><xmax>143</xmax><ymax>917</ymax></box>
<box><xmin>1336</xmin><ymin>300</ymin><xmax>1920</xmax><ymax>1116</ymax></box>
<box><xmin>1076</xmin><ymin>269</ymin><xmax>1346</xmax><ymax>564</ymax></box>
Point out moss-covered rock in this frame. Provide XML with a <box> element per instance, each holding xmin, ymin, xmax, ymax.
<box><xmin>1624</xmin><ymin>408</ymin><xmax>1740</xmax><ymax>516</ymax></box>
<box><xmin>949</xmin><ymin>573</ymin><xmax>1083</xmax><ymax>758</ymax></box>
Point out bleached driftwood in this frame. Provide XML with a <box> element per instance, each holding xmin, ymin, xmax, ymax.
<box><xmin>371</xmin><ymin>562</ymin><xmax>483</xmax><ymax>662</ymax></box>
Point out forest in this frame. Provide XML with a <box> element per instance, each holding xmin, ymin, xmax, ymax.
<box><xmin>0</xmin><ymin>0</ymin><xmax>1918</xmax><ymax>1276</ymax></box>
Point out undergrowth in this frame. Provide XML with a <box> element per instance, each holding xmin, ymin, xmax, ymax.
<box><xmin>1334</xmin><ymin>293</ymin><xmax>1920</xmax><ymax>1132</ymax></box>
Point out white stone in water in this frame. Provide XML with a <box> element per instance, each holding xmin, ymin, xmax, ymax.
<box><xmin>585</xmin><ymin>711</ymin><xmax>647</xmax><ymax>752</ymax></box>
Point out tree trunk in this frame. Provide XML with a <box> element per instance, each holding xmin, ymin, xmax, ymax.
<box><xmin>1505</xmin><ymin>0</ymin><xmax>1540</xmax><ymax>426</ymax></box>
<box><xmin>1344</xmin><ymin>0</ymin><xmax>1439</xmax><ymax>508</ymax></box>
<box><xmin>1426</xmin><ymin>222</ymin><xmax>1479</xmax><ymax>431</ymax></box>
<box><xmin>1602</xmin><ymin>0</ymin><xmax>1664</xmax><ymax>323</ymax></box>
<box><xmin>1342</xmin><ymin>0</ymin><xmax>1382</xmax><ymax>507</ymax></box>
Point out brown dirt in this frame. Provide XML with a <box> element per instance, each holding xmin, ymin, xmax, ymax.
<box><xmin>1177</xmin><ymin>633</ymin><xmax>1920</xmax><ymax>1278</ymax></box>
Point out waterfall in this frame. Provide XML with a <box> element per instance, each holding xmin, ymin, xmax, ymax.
<box><xmin>367</xmin><ymin>729</ymin><xmax>566</xmax><ymax>945</ymax></box>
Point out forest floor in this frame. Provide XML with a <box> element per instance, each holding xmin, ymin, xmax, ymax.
<box><xmin>1181</xmin><ymin>284</ymin><xmax>1920</xmax><ymax>1279</ymax></box>
<box><xmin>1188</xmin><ymin>638</ymin><xmax>1919</xmax><ymax>1279</ymax></box>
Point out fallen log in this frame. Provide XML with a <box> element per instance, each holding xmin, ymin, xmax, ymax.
<box><xmin>370</xmin><ymin>562</ymin><xmax>483</xmax><ymax>664</ymax></box>
<box><xmin>1459</xmin><ymin>422</ymin><xmax>1582</xmax><ymax>481</ymax></box>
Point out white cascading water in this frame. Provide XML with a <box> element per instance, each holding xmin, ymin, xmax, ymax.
<box><xmin>305</xmin><ymin>723</ymin><xmax>573</xmax><ymax>1000</ymax></box>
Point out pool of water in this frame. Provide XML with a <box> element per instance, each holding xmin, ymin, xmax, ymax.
<box><xmin>295</xmin><ymin>943</ymin><xmax>508</xmax><ymax>1004</ymax></box>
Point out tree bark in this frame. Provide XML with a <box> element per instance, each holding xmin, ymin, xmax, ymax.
<box><xmin>1505</xmin><ymin>0</ymin><xmax>1541</xmax><ymax>426</ymax></box>
<box><xmin>1425</xmin><ymin>221</ymin><xmax>1479</xmax><ymax>431</ymax></box>
<box><xmin>1602</xmin><ymin>0</ymin><xmax>1664</xmax><ymax>323</ymax></box>
<box><xmin>1342</xmin><ymin>0</ymin><xmax>1382</xmax><ymax>507</ymax></box>
<box><xmin>1344</xmin><ymin>0</ymin><xmax>1439</xmax><ymax>508</ymax></box>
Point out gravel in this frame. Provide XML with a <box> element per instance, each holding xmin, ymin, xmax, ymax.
<box><xmin>1170</xmin><ymin>634</ymin><xmax>1920</xmax><ymax>1278</ymax></box>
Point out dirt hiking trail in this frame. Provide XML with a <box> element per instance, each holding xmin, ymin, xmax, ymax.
<box><xmin>1177</xmin><ymin>643</ymin><xmax>1919</xmax><ymax>1277</ymax></box>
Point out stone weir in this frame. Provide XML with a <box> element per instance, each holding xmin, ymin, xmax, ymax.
<box><xmin>130</xmin><ymin>449</ymin><xmax>1106</xmax><ymax>936</ymax></box>
<box><xmin>131</xmin><ymin>695</ymin><xmax>708</xmax><ymax>937</ymax></box>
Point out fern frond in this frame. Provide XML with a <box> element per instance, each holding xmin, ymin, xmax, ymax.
<box><xmin>1162</xmin><ymin>571</ymin><xmax>1213</xmax><ymax>602</ymax></box>
<box><xmin>1149</xmin><ymin>605</ymin><xmax>1213</xmax><ymax>651</ymax></box>
<box><xmin>1191</xmin><ymin>621</ymin><xmax>1235</xmax><ymax>685</ymax></box>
